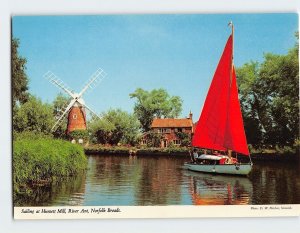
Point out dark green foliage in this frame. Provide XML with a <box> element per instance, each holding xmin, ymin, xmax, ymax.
<box><xmin>89</xmin><ymin>109</ymin><xmax>141</xmax><ymax>146</ymax></box>
<box><xmin>236</xmin><ymin>33</ymin><xmax>299</xmax><ymax>147</ymax></box>
<box><xmin>12</xmin><ymin>38</ymin><xmax>29</xmax><ymax>109</ymax></box>
<box><xmin>13</xmin><ymin>136</ymin><xmax>87</xmax><ymax>196</ymax></box>
<box><xmin>145</xmin><ymin>132</ymin><xmax>163</xmax><ymax>147</ymax></box>
<box><xmin>85</xmin><ymin>145</ymin><xmax>135</xmax><ymax>155</ymax></box>
<box><xmin>13</xmin><ymin>95</ymin><xmax>54</xmax><ymax>134</ymax></box>
<box><xmin>13</xmin><ymin>131</ymin><xmax>53</xmax><ymax>141</ymax></box>
<box><xmin>69</xmin><ymin>129</ymin><xmax>89</xmax><ymax>141</ymax></box>
<box><xmin>130</xmin><ymin>88</ymin><xmax>183</xmax><ymax>132</ymax></box>
<box><xmin>52</xmin><ymin>93</ymin><xmax>70</xmax><ymax>138</ymax></box>
<box><xmin>85</xmin><ymin>144</ymin><xmax>189</xmax><ymax>155</ymax></box>
<box><xmin>175</xmin><ymin>132</ymin><xmax>191</xmax><ymax>147</ymax></box>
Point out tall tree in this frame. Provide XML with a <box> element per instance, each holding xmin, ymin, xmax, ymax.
<box><xmin>130</xmin><ymin>88</ymin><xmax>183</xmax><ymax>132</ymax></box>
<box><xmin>12</xmin><ymin>38</ymin><xmax>29</xmax><ymax>109</ymax></box>
<box><xmin>236</xmin><ymin>32</ymin><xmax>299</xmax><ymax>146</ymax></box>
<box><xmin>13</xmin><ymin>95</ymin><xmax>54</xmax><ymax>134</ymax></box>
<box><xmin>236</xmin><ymin>61</ymin><xmax>264</xmax><ymax>145</ymax></box>
<box><xmin>89</xmin><ymin>109</ymin><xmax>141</xmax><ymax>145</ymax></box>
<box><xmin>52</xmin><ymin>93</ymin><xmax>70</xmax><ymax>138</ymax></box>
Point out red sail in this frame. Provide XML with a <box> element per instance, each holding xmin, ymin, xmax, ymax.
<box><xmin>224</xmin><ymin>67</ymin><xmax>249</xmax><ymax>155</ymax></box>
<box><xmin>192</xmin><ymin>35</ymin><xmax>233</xmax><ymax>151</ymax></box>
<box><xmin>192</xmin><ymin>35</ymin><xmax>249</xmax><ymax>156</ymax></box>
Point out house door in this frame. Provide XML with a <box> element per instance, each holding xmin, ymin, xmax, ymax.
<box><xmin>163</xmin><ymin>140</ymin><xmax>167</xmax><ymax>148</ymax></box>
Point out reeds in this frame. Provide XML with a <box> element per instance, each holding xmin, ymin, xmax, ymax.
<box><xmin>13</xmin><ymin>135</ymin><xmax>87</xmax><ymax>194</ymax></box>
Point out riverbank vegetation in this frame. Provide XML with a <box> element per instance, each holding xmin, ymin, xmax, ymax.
<box><xmin>236</xmin><ymin>32</ymin><xmax>299</xmax><ymax>154</ymax></box>
<box><xmin>89</xmin><ymin>109</ymin><xmax>141</xmax><ymax>145</ymax></box>
<box><xmin>85</xmin><ymin>144</ymin><xmax>189</xmax><ymax>156</ymax></box>
<box><xmin>13</xmin><ymin>132</ymin><xmax>87</xmax><ymax>198</ymax></box>
<box><xmin>84</xmin><ymin>143</ymin><xmax>299</xmax><ymax>161</ymax></box>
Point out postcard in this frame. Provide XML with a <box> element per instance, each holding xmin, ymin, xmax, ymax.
<box><xmin>12</xmin><ymin>13</ymin><xmax>300</xmax><ymax>219</ymax></box>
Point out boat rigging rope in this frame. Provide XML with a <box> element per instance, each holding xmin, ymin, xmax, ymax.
<box><xmin>249</xmin><ymin>153</ymin><xmax>253</xmax><ymax>165</ymax></box>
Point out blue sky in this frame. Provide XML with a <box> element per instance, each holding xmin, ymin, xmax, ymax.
<box><xmin>12</xmin><ymin>14</ymin><xmax>298</xmax><ymax>120</ymax></box>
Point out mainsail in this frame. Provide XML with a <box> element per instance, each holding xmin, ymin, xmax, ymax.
<box><xmin>224</xmin><ymin>66</ymin><xmax>249</xmax><ymax>155</ymax></box>
<box><xmin>192</xmin><ymin>34</ymin><xmax>249</xmax><ymax>156</ymax></box>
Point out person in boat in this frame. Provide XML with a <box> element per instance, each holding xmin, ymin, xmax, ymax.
<box><xmin>193</xmin><ymin>148</ymin><xmax>199</xmax><ymax>163</ymax></box>
<box><xmin>213</xmin><ymin>150</ymin><xmax>220</xmax><ymax>156</ymax></box>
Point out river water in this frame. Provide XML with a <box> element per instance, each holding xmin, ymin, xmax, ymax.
<box><xmin>16</xmin><ymin>155</ymin><xmax>300</xmax><ymax>206</ymax></box>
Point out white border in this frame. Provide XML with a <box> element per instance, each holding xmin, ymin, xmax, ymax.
<box><xmin>14</xmin><ymin>205</ymin><xmax>300</xmax><ymax>219</ymax></box>
<box><xmin>1</xmin><ymin>0</ymin><xmax>300</xmax><ymax>232</ymax></box>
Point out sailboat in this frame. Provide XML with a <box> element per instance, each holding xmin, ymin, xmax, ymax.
<box><xmin>184</xmin><ymin>23</ymin><xmax>253</xmax><ymax>176</ymax></box>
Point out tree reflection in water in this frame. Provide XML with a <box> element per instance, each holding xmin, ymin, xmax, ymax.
<box><xmin>15</xmin><ymin>156</ymin><xmax>300</xmax><ymax>206</ymax></box>
<box><xmin>15</xmin><ymin>172</ymin><xmax>86</xmax><ymax>206</ymax></box>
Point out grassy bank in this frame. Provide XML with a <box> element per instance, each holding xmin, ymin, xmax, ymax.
<box><xmin>85</xmin><ymin>144</ymin><xmax>189</xmax><ymax>156</ymax></box>
<box><xmin>13</xmin><ymin>135</ymin><xmax>87</xmax><ymax>196</ymax></box>
<box><xmin>85</xmin><ymin>144</ymin><xmax>299</xmax><ymax>161</ymax></box>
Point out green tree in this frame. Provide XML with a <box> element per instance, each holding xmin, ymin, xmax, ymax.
<box><xmin>52</xmin><ymin>93</ymin><xmax>70</xmax><ymax>138</ymax></box>
<box><xmin>12</xmin><ymin>38</ymin><xmax>29</xmax><ymax>109</ymax></box>
<box><xmin>236</xmin><ymin>61</ymin><xmax>264</xmax><ymax>145</ymax></box>
<box><xmin>175</xmin><ymin>132</ymin><xmax>191</xmax><ymax>147</ymax></box>
<box><xmin>130</xmin><ymin>88</ymin><xmax>183</xmax><ymax>132</ymax></box>
<box><xmin>13</xmin><ymin>95</ymin><xmax>54</xmax><ymax>134</ymax></box>
<box><xmin>69</xmin><ymin>130</ymin><xmax>89</xmax><ymax>141</ymax></box>
<box><xmin>89</xmin><ymin>109</ymin><xmax>141</xmax><ymax>145</ymax></box>
<box><xmin>236</xmin><ymin>32</ymin><xmax>299</xmax><ymax>146</ymax></box>
<box><xmin>145</xmin><ymin>132</ymin><xmax>163</xmax><ymax>147</ymax></box>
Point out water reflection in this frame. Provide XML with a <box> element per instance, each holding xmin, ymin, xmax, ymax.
<box><xmin>185</xmin><ymin>171</ymin><xmax>252</xmax><ymax>205</ymax></box>
<box><xmin>15</xmin><ymin>155</ymin><xmax>300</xmax><ymax>206</ymax></box>
<box><xmin>14</xmin><ymin>173</ymin><xmax>86</xmax><ymax>206</ymax></box>
<box><xmin>134</xmin><ymin>156</ymin><xmax>182</xmax><ymax>205</ymax></box>
<box><xmin>249</xmin><ymin>162</ymin><xmax>300</xmax><ymax>204</ymax></box>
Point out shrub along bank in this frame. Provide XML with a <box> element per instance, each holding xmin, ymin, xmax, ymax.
<box><xmin>85</xmin><ymin>144</ymin><xmax>191</xmax><ymax>156</ymax></box>
<box><xmin>13</xmin><ymin>134</ymin><xmax>87</xmax><ymax>196</ymax></box>
<box><xmin>84</xmin><ymin>144</ymin><xmax>299</xmax><ymax>161</ymax></box>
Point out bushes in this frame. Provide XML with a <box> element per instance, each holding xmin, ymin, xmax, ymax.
<box><xmin>85</xmin><ymin>144</ymin><xmax>133</xmax><ymax>155</ymax></box>
<box><xmin>85</xmin><ymin>144</ymin><xmax>190</xmax><ymax>156</ymax></box>
<box><xmin>68</xmin><ymin>129</ymin><xmax>89</xmax><ymax>141</ymax></box>
<box><xmin>13</xmin><ymin>136</ymin><xmax>87</xmax><ymax>194</ymax></box>
<box><xmin>13</xmin><ymin>130</ymin><xmax>53</xmax><ymax>141</ymax></box>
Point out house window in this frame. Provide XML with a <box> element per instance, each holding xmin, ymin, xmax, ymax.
<box><xmin>158</xmin><ymin>128</ymin><xmax>170</xmax><ymax>133</ymax></box>
<box><xmin>141</xmin><ymin>140</ymin><xmax>147</xmax><ymax>145</ymax></box>
<box><xmin>173</xmin><ymin>140</ymin><xmax>181</xmax><ymax>145</ymax></box>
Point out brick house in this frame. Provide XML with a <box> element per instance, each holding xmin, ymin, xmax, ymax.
<box><xmin>141</xmin><ymin>112</ymin><xmax>194</xmax><ymax>148</ymax></box>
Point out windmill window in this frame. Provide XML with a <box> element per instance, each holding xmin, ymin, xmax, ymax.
<box><xmin>73</xmin><ymin>114</ymin><xmax>77</xmax><ymax>119</ymax></box>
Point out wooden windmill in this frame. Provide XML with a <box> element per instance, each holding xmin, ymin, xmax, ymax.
<box><xmin>44</xmin><ymin>68</ymin><xmax>106</xmax><ymax>134</ymax></box>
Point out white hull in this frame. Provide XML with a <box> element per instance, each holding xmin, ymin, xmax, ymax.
<box><xmin>184</xmin><ymin>162</ymin><xmax>252</xmax><ymax>176</ymax></box>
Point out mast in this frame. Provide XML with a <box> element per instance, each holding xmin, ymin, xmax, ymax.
<box><xmin>227</xmin><ymin>21</ymin><xmax>234</xmax><ymax>159</ymax></box>
<box><xmin>228</xmin><ymin>21</ymin><xmax>234</xmax><ymax>84</ymax></box>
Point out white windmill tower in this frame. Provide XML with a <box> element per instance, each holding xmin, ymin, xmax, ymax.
<box><xmin>44</xmin><ymin>68</ymin><xmax>106</xmax><ymax>134</ymax></box>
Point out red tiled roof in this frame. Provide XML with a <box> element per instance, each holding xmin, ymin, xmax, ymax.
<box><xmin>151</xmin><ymin>118</ymin><xmax>193</xmax><ymax>128</ymax></box>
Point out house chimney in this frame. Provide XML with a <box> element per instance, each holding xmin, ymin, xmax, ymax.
<box><xmin>189</xmin><ymin>110</ymin><xmax>193</xmax><ymax>120</ymax></box>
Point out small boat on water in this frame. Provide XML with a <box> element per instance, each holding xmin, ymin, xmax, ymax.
<box><xmin>185</xmin><ymin>154</ymin><xmax>252</xmax><ymax>175</ymax></box>
<box><xmin>184</xmin><ymin>22</ymin><xmax>253</xmax><ymax>176</ymax></box>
